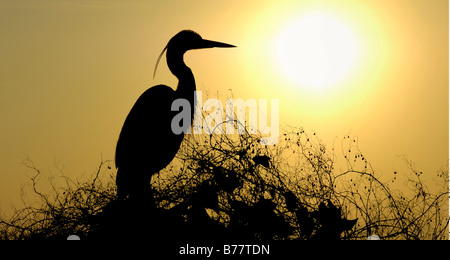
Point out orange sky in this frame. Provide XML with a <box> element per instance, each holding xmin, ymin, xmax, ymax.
<box><xmin>0</xmin><ymin>0</ymin><xmax>448</xmax><ymax>214</ymax></box>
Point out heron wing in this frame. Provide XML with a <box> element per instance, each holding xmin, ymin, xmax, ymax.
<box><xmin>115</xmin><ymin>85</ymin><xmax>184</xmax><ymax>173</ymax></box>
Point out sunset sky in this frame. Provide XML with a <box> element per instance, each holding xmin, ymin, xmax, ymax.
<box><xmin>0</xmin><ymin>0</ymin><xmax>448</xmax><ymax>212</ymax></box>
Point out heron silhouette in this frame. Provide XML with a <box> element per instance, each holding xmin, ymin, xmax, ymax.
<box><xmin>115</xmin><ymin>30</ymin><xmax>235</xmax><ymax>199</ymax></box>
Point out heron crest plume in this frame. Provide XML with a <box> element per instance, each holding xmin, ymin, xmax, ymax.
<box><xmin>153</xmin><ymin>45</ymin><xmax>168</xmax><ymax>79</ymax></box>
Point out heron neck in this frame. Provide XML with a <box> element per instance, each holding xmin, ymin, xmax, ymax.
<box><xmin>167</xmin><ymin>50</ymin><xmax>196</xmax><ymax>99</ymax></box>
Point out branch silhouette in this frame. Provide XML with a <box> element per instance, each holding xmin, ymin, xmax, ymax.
<box><xmin>2</xmin><ymin>123</ymin><xmax>447</xmax><ymax>240</ymax></box>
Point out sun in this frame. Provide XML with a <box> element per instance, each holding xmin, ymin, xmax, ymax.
<box><xmin>275</xmin><ymin>12</ymin><xmax>360</xmax><ymax>92</ymax></box>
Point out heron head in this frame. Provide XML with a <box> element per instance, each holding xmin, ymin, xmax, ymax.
<box><xmin>154</xmin><ymin>30</ymin><xmax>235</xmax><ymax>78</ymax></box>
<box><xmin>169</xmin><ymin>30</ymin><xmax>236</xmax><ymax>52</ymax></box>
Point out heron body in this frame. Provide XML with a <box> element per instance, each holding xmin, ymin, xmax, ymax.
<box><xmin>115</xmin><ymin>30</ymin><xmax>235</xmax><ymax>198</ymax></box>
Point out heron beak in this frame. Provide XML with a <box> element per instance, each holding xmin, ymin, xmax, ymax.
<box><xmin>196</xmin><ymin>39</ymin><xmax>236</xmax><ymax>49</ymax></box>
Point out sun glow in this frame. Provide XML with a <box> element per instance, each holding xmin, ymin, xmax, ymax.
<box><xmin>275</xmin><ymin>12</ymin><xmax>360</xmax><ymax>92</ymax></box>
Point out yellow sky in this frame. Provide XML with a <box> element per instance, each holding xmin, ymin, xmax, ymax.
<box><xmin>0</xmin><ymin>0</ymin><xmax>448</xmax><ymax>212</ymax></box>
